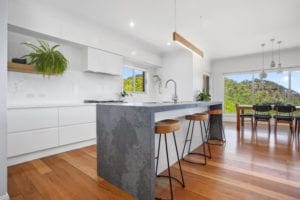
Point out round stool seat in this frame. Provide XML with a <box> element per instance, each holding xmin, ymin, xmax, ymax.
<box><xmin>185</xmin><ymin>113</ymin><xmax>208</xmax><ymax>121</ymax></box>
<box><xmin>155</xmin><ymin>119</ymin><xmax>180</xmax><ymax>134</ymax></box>
<box><xmin>208</xmin><ymin>109</ymin><xmax>222</xmax><ymax>115</ymax></box>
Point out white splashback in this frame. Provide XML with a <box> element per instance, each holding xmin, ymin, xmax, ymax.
<box><xmin>7</xmin><ymin>31</ymin><xmax>159</xmax><ymax>106</ymax></box>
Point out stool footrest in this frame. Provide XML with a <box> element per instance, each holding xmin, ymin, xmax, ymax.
<box><xmin>189</xmin><ymin>152</ymin><xmax>212</xmax><ymax>159</ymax></box>
<box><xmin>156</xmin><ymin>175</ymin><xmax>185</xmax><ymax>187</ymax></box>
<box><xmin>182</xmin><ymin>157</ymin><xmax>206</xmax><ymax>165</ymax></box>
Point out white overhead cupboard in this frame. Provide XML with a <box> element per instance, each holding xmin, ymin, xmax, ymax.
<box><xmin>84</xmin><ymin>47</ymin><xmax>123</xmax><ymax>75</ymax></box>
<box><xmin>7</xmin><ymin>104</ymin><xmax>96</xmax><ymax>164</ymax></box>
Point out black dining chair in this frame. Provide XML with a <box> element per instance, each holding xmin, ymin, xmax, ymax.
<box><xmin>274</xmin><ymin>105</ymin><xmax>296</xmax><ymax>135</ymax></box>
<box><xmin>253</xmin><ymin>105</ymin><xmax>272</xmax><ymax>133</ymax></box>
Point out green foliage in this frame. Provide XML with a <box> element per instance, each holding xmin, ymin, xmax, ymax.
<box><xmin>22</xmin><ymin>40</ymin><xmax>68</xmax><ymax>76</ymax></box>
<box><xmin>123</xmin><ymin>75</ymin><xmax>144</xmax><ymax>92</ymax></box>
<box><xmin>224</xmin><ymin>78</ymin><xmax>300</xmax><ymax>113</ymax></box>
<box><xmin>198</xmin><ymin>90</ymin><xmax>211</xmax><ymax>101</ymax></box>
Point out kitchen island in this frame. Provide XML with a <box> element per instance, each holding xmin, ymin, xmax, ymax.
<box><xmin>97</xmin><ymin>101</ymin><xmax>222</xmax><ymax>200</ymax></box>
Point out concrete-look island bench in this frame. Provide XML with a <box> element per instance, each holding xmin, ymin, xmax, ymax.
<box><xmin>97</xmin><ymin>101</ymin><xmax>223</xmax><ymax>200</ymax></box>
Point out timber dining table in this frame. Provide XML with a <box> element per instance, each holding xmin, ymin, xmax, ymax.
<box><xmin>236</xmin><ymin>104</ymin><xmax>300</xmax><ymax>131</ymax></box>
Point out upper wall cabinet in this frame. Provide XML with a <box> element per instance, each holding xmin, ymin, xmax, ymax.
<box><xmin>84</xmin><ymin>47</ymin><xmax>123</xmax><ymax>76</ymax></box>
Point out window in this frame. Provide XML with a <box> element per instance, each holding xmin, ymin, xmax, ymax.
<box><xmin>123</xmin><ymin>67</ymin><xmax>146</xmax><ymax>92</ymax></box>
<box><xmin>224</xmin><ymin>70</ymin><xmax>300</xmax><ymax>113</ymax></box>
<box><xmin>224</xmin><ymin>73</ymin><xmax>253</xmax><ymax>113</ymax></box>
<box><xmin>291</xmin><ymin>71</ymin><xmax>300</xmax><ymax>105</ymax></box>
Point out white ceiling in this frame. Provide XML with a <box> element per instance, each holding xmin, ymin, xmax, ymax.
<box><xmin>36</xmin><ymin>0</ymin><xmax>300</xmax><ymax>59</ymax></box>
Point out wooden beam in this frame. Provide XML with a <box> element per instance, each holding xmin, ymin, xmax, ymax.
<box><xmin>173</xmin><ymin>32</ymin><xmax>204</xmax><ymax>58</ymax></box>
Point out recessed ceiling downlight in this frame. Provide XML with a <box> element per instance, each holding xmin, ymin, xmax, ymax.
<box><xmin>129</xmin><ymin>21</ymin><xmax>135</xmax><ymax>28</ymax></box>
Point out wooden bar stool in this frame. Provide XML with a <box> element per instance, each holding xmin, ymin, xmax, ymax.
<box><xmin>181</xmin><ymin>113</ymin><xmax>211</xmax><ymax>165</ymax></box>
<box><xmin>208</xmin><ymin>109</ymin><xmax>226</xmax><ymax>145</ymax></box>
<box><xmin>155</xmin><ymin>119</ymin><xmax>185</xmax><ymax>200</ymax></box>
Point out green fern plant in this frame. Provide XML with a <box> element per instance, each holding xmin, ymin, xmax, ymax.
<box><xmin>22</xmin><ymin>40</ymin><xmax>68</xmax><ymax>76</ymax></box>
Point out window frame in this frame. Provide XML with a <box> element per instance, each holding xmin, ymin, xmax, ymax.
<box><xmin>122</xmin><ymin>65</ymin><xmax>148</xmax><ymax>94</ymax></box>
<box><xmin>223</xmin><ymin>68</ymin><xmax>300</xmax><ymax>113</ymax></box>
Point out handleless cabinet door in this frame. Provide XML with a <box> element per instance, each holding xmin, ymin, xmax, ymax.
<box><xmin>59</xmin><ymin>123</ymin><xmax>96</xmax><ymax>145</ymax></box>
<box><xmin>58</xmin><ymin>106</ymin><xmax>96</xmax><ymax>126</ymax></box>
<box><xmin>85</xmin><ymin>47</ymin><xmax>123</xmax><ymax>75</ymax></box>
<box><xmin>7</xmin><ymin>128</ymin><xmax>59</xmax><ymax>157</ymax></box>
<box><xmin>7</xmin><ymin>108</ymin><xmax>58</xmax><ymax>133</ymax></box>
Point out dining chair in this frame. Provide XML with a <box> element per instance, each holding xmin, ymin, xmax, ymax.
<box><xmin>274</xmin><ymin>105</ymin><xmax>296</xmax><ymax>135</ymax></box>
<box><xmin>240</xmin><ymin>111</ymin><xmax>254</xmax><ymax>130</ymax></box>
<box><xmin>253</xmin><ymin>105</ymin><xmax>272</xmax><ymax>133</ymax></box>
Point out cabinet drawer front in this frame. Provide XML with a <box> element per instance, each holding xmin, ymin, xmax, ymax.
<box><xmin>59</xmin><ymin>106</ymin><xmax>96</xmax><ymax>126</ymax></box>
<box><xmin>7</xmin><ymin>108</ymin><xmax>58</xmax><ymax>133</ymax></box>
<box><xmin>59</xmin><ymin>123</ymin><xmax>96</xmax><ymax>145</ymax></box>
<box><xmin>8</xmin><ymin>128</ymin><xmax>59</xmax><ymax>157</ymax></box>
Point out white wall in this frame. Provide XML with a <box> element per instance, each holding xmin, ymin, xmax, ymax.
<box><xmin>193</xmin><ymin>53</ymin><xmax>211</xmax><ymax>96</ymax></box>
<box><xmin>211</xmin><ymin>47</ymin><xmax>300</xmax><ymax>103</ymax></box>
<box><xmin>158</xmin><ymin>50</ymin><xmax>194</xmax><ymax>102</ymax></box>
<box><xmin>7</xmin><ymin>31</ymin><xmax>159</xmax><ymax>106</ymax></box>
<box><xmin>8</xmin><ymin>0</ymin><xmax>162</xmax><ymax>67</ymax></box>
<box><xmin>157</xmin><ymin>50</ymin><xmax>211</xmax><ymax>102</ymax></box>
<box><xmin>0</xmin><ymin>0</ymin><xmax>8</xmax><ymax>199</ymax></box>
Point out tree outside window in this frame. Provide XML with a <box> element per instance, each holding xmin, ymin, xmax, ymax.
<box><xmin>123</xmin><ymin>67</ymin><xmax>146</xmax><ymax>92</ymax></box>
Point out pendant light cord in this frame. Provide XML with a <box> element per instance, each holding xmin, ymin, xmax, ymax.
<box><xmin>174</xmin><ymin>0</ymin><xmax>177</xmax><ymax>32</ymax></box>
<box><xmin>278</xmin><ymin>41</ymin><xmax>281</xmax><ymax>62</ymax></box>
<box><xmin>261</xmin><ymin>43</ymin><xmax>265</xmax><ymax>68</ymax></box>
<box><xmin>271</xmin><ymin>39</ymin><xmax>275</xmax><ymax>60</ymax></box>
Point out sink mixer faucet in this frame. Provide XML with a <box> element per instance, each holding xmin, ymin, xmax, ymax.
<box><xmin>165</xmin><ymin>79</ymin><xmax>178</xmax><ymax>104</ymax></box>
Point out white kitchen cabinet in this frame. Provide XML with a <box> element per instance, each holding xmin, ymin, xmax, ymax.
<box><xmin>7</xmin><ymin>108</ymin><xmax>58</xmax><ymax>133</ymax></box>
<box><xmin>59</xmin><ymin>123</ymin><xmax>96</xmax><ymax>145</ymax></box>
<box><xmin>84</xmin><ymin>47</ymin><xmax>123</xmax><ymax>75</ymax></box>
<box><xmin>7</xmin><ymin>128</ymin><xmax>59</xmax><ymax>157</ymax></box>
<box><xmin>7</xmin><ymin>105</ymin><xmax>96</xmax><ymax>160</ymax></box>
<box><xmin>59</xmin><ymin>106</ymin><xmax>96</xmax><ymax>126</ymax></box>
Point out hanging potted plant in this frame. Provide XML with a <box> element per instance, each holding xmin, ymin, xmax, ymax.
<box><xmin>22</xmin><ymin>40</ymin><xmax>68</xmax><ymax>76</ymax></box>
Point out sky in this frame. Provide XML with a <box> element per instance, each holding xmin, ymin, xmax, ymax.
<box><xmin>226</xmin><ymin>71</ymin><xmax>300</xmax><ymax>93</ymax></box>
<box><xmin>122</xmin><ymin>67</ymin><xmax>144</xmax><ymax>79</ymax></box>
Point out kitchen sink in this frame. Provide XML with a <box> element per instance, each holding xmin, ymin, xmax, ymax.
<box><xmin>84</xmin><ymin>100</ymin><xmax>125</xmax><ymax>103</ymax></box>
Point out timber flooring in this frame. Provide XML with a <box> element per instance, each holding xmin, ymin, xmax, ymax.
<box><xmin>8</xmin><ymin>122</ymin><xmax>300</xmax><ymax>200</ymax></box>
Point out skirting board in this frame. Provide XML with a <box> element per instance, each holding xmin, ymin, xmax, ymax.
<box><xmin>7</xmin><ymin>139</ymin><xmax>96</xmax><ymax>166</ymax></box>
<box><xmin>0</xmin><ymin>193</ymin><xmax>9</xmax><ymax>200</ymax></box>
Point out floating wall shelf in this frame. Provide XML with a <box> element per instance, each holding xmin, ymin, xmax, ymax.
<box><xmin>7</xmin><ymin>62</ymin><xmax>37</xmax><ymax>74</ymax></box>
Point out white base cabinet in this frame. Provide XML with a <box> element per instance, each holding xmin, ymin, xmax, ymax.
<box><xmin>59</xmin><ymin>123</ymin><xmax>96</xmax><ymax>145</ymax></box>
<box><xmin>7</xmin><ymin>105</ymin><xmax>96</xmax><ymax>161</ymax></box>
<box><xmin>7</xmin><ymin>128</ymin><xmax>59</xmax><ymax>157</ymax></box>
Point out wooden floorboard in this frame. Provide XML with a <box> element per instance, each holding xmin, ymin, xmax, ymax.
<box><xmin>8</xmin><ymin>122</ymin><xmax>300</xmax><ymax>199</ymax></box>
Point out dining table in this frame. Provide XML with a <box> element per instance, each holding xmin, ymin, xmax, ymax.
<box><xmin>236</xmin><ymin>104</ymin><xmax>300</xmax><ymax>131</ymax></box>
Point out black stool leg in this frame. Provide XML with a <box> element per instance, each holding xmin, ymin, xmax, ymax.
<box><xmin>172</xmin><ymin>132</ymin><xmax>185</xmax><ymax>187</ymax></box>
<box><xmin>222</xmin><ymin>123</ymin><xmax>226</xmax><ymax>143</ymax></box>
<box><xmin>155</xmin><ymin>134</ymin><xmax>162</xmax><ymax>176</ymax></box>
<box><xmin>188</xmin><ymin>121</ymin><xmax>195</xmax><ymax>154</ymax></box>
<box><xmin>200</xmin><ymin>121</ymin><xmax>207</xmax><ymax>165</ymax></box>
<box><xmin>181</xmin><ymin>120</ymin><xmax>191</xmax><ymax>159</ymax></box>
<box><xmin>164</xmin><ymin>134</ymin><xmax>173</xmax><ymax>200</ymax></box>
<box><xmin>203</xmin><ymin>121</ymin><xmax>211</xmax><ymax>159</ymax></box>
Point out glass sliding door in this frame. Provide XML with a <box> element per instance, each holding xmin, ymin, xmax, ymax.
<box><xmin>253</xmin><ymin>71</ymin><xmax>289</xmax><ymax>105</ymax></box>
<box><xmin>291</xmin><ymin>71</ymin><xmax>300</xmax><ymax>106</ymax></box>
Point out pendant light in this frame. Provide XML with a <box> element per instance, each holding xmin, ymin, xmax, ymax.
<box><xmin>259</xmin><ymin>43</ymin><xmax>267</xmax><ymax>79</ymax></box>
<box><xmin>277</xmin><ymin>41</ymin><xmax>282</xmax><ymax>73</ymax></box>
<box><xmin>270</xmin><ymin>38</ymin><xmax>276</xmax><ymax>68</ymax></box>
<box><xmin>172</xmin><ymin>0</ymin><xmax>204</xmax><ymax>57</ymax></box>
